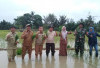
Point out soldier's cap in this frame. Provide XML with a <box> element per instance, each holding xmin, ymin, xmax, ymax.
<box><xmin>48</xmin><ymin>25</ymin><xmax>54</xmax><ymax>28</ymax></box>
<box><xmin>26</xmin><ymin>24</ymin><xmax>31</xmax><ymax>27</ymax></box>
<box><xmin>10</xmin><ymin>26</ymin><xmax>16</xmax><ymax>29</ymax></box>
<box><xmin>79</xmin><ymin>23</ymin><xmax>84</xmax><ymax>27</ymax></box>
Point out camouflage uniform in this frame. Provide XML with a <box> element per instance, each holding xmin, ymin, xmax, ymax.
<box><xmin>75</xmin><ymin>27</ymin><xmax>86</xmax><ymax>56</ymax></box>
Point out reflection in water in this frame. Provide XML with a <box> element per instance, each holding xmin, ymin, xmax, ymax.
<box><xmin>46</xmin><ymin>57</ymin><xmax>55</xmax><ymax>68</ymax></box>
<box><xmin>22</xmin><ymin>60</ymin><xmax>32</xmax><ymax>68</ymax></box>
<box><xmin>8</xmin><ymin>62</ymin><xmax>16</xmax><ymax>68</ymax></box>
<box><xmin>59</xmin><ymin>56</ymin><xmax>67</xmax><ymax>68</ymax></box>
<box><xmin>87</xmin><ymin>57</ymin><xmax>99</xmax><ymax>68</ymax></box>
<box><xmin>51</xmin><ymin>57</ymin><xmax>55</xmax><ymax>68</ymax></box>
<box><xmin>35</xmin><ymin>61</ymin><xmax>43</xmax><ymax>68</ymax></box>
<box><xmin>74</xmin><ymin>57</ymin><xmax>84</xmax><ymax>68</ymax></box>
<box><xmin>0</xmin><ymin>50</ymin><xmax>100</xmax><ymax>68</ymax></box>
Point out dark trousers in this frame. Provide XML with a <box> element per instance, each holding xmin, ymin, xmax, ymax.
<box><xmin>75</xmin><ymin>42</ymin><xmax>84</xmax><ymax>56</ymax></box>
<box><xmin>46</xmin><ymin>43</ymin><xmax>55</xmax><ymax>56</ymax></box>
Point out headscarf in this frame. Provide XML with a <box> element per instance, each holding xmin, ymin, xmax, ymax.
<box><xmin>61</xmin><ymin>26</ymin><xmax>67</xmax><ymax>40</ymax></box>
<box><xmin>89</xmin><ymin>27</ymin><xmax>95</xmax><ymax>34</ymax></box>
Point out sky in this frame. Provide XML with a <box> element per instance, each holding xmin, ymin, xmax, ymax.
<box><xmin>0</xmin><ymin>0</ymin><xmax>100</xmax><ymax>23</ymax></box>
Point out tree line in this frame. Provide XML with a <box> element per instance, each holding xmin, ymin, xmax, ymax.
<box><xmin>0</xmin><ymin>11</ymin><xmax>100</xmax><ymax>32</ymax></box>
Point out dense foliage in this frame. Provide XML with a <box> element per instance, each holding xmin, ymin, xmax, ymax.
<box><xmin>0</xmin><ymin>11</ymin><xmax>100</xmax><ymax>32</ymax></box>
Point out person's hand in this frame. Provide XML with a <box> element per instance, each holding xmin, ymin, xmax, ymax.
<box><xmin>70</xmin><ymin>32</ymin><xmax>72</xmax><ymax>34</ymax></box>
<box><xmin>24</xmin><ymin>32</ymin><xmax>29</xmax><ymax>38</ymax></box>
<box><xmin>90</xmin><ymin>35</ymin><xmax>93</xmax><ymax>37</ymax></box>
<box><xmin>55</xmin><ymin>31</ymin><xmax>58</xmax><ymax>36</ymax></box>
<box><xmin>25</xmin><ymin>32</ymin><xmax>28</xmax><ymax>35</ymax></box>
<box><xmin>86</xmin><ymin>32</ymin><xmax>88</xmax><ymax>35</ymax></box>
<box><xmin>36</xmin><ymin>31</ymin><xmax>40</xmax><ymax>34</ymax></box>
<box><xmin>15</xmin><ymin>41</ymin><xmax>19</xmax><ymax>45</ymax></box>
<box><xmin>74</xmin><ymin>30</ymin><xmax>77</xmax><ymax>35</ymax></box>
<box><xmin>7</xmin><ymin>35</ymin><xmax>11</xmax><ymax>38</ymax></box>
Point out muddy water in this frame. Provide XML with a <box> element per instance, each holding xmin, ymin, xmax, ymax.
<box><xmin>1</xmin><ymin>38</ymin><xmax>100</xmax><ymax>50</ymax></box>
<box><xmin>0</xmin><ymin>50</ymin><xmax>100</xmax><ymax>68</ymax></box>
<box><xmin>0</xmin><ymin>38</ymin><xmax>100</xmax><ymax>68</ymax></box>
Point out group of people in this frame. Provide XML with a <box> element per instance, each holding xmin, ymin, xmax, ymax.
<box><xmin>5</xmin><ymin>23</ymin><xmax>100</xmax><ymax>62</ymax></box>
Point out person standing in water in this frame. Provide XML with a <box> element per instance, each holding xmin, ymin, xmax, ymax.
<box><xmin>87</xmin><ymin>27</ymin><xmax>100</xmax><ymax>57</ymax></box>
<box><xmin>59</xmin><ymin>26</ymin><xmax>72</xmax><ymax>56</ymax></box>
<box><xmin>35</xmin><ymin>26</ymin><xmax>46</xmax><ymax>58</ymax></box>
<box><xmin>5</xmin><ymin>26</ymin><xmax>19</xmax><ymax>62</ymax></box>
<box><xmin>46</xmin><ymin>26</ymin><xmax>57</xmax><ymax>57</ymax></box>
<box><xmin>21</xmin><ymin>24</ymin><xmax>33</xmax><ymax>60</ymax></box>
<box><xmin>74</xmin><ymin>23</ymin><xmax>87</xmax><ymax>56</ymax></box>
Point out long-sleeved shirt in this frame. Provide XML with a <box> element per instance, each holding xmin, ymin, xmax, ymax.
<box><xmin>87</xmin><ymin>32</ymin><xmax>100</xmax><ymax>45</ymax></box>
<box><xmin>21</xmin><ymin>30</ymin><xmax>33</xmax><ymax>46</ymax></box>
<box><xmin>5</xmin><ymin>32</ymin><xmax>18</xmax><ymax>49</ymax></box>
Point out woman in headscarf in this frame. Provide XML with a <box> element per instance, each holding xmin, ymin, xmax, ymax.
<box><xmin>59</xmin><ymin>26</ymin><xmax>71</xmax><ymax>56</ymax></box>
<box><xmin>87</xmin><ymin>27</ymin><xmax>100</xmax><ymax>57</ymax></box>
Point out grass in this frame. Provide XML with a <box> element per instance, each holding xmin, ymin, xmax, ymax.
<box><xmin>0</xmin><ymin>30</ymin><xmax>100</xmax><ymax>45</ymax></box>
<box><xmin>17</xmin><ymin>48</ymin><xmax>22</xmax><ymax>55</ymax></box>
<box><xmin>0</xmin><ymin>30</ymin><xmax>100</xmax><ymax>55</ymax></box>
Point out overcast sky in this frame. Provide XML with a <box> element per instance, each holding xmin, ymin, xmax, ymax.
<box><xmin>0</xmin><ymin>0</ymin><xmax>100</xmax><ymax>23</ymax></box>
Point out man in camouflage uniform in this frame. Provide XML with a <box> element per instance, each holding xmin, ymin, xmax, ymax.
<box><xmin>74</xmin><ymin>23</ymin><xmax>87</xmax><ymax>56</ymax></box>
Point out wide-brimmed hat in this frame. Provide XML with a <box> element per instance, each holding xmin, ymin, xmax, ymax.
<box><xmin>26</xmin><ymin>24</ymin><xmax>31</xmax><ymax>27</ymax></box>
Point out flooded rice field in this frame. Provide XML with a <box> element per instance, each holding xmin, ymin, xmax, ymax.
<box><xmin>0</xmin><ymin>39</ymin><xmax>100</xmax><ymax>68</ymax></box>
<box><xmin>0</xmin><ymin>50</ymin><xmax>100</xmax><ymax>68</ymax></box>
<box><xmin>0</xmin><ymin>38</ymin><xmax>90</xmax><ymax>49</ymax></box>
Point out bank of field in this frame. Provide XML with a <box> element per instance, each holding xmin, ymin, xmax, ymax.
<box><xmin>0</xmin><ymin>30</ymin><xmax>76</xmax><ymax>43</ymax></box>
<box><xmin>0</xmin><ymin>30</ymin><xmax>100</xmax><ymax>47</ymax></box>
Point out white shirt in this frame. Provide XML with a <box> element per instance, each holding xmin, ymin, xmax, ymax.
<box><xmin>46</xmin><ymin>31</ymin><xmax>56</xmax><ymax>43</ymax></box>
<box><xmin>61</xmin><ymin>31</ymin><xmax>68</xmax><ymax>40</ymax></box>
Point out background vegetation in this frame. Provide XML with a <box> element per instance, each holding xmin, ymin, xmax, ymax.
<box><xmin>0</xmin><ymin>11</ymin><xmax>100</xmax><ymax>32</ymax></box>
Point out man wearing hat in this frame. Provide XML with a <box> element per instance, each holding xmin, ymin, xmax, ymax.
<box><xmin>46</xmin><ymin>25</ymin><xmax>57</xmax><ymax>57</ymax></box>
<box><xmin>74</xmin><ymin>23</ymin><xmax>87</xmax><ymax>56</ymax></box>
<box><xmin>5</xmin><ymin>26</ymin><xmax>19</xmax><ymax>62</ymax></box>
<box><xmin>21</xmin><ymin>24</ymin><xmax>33</xmax><ymax>60</ymax></box>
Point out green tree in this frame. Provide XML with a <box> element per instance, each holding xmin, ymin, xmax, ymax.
<box><xmin>14</xmin><ymin>13</ymin><xmax>32</xmax><ymax>28</ymax></box>
<box><xmin>0</xmin><ymin>20</ymin><xmax>13</xmax><ymax>30</ymax></box>
<box><xmin>43</xmin><ymin>14</ymin><xmax>57</xmax><ymax>25</ymax></box>
<box><xmin>33</xmin><ymin>14</ymin><xmax>43</xmax><ymax>29</ymax></box>
<box><xmin>66</xmin><ymin>19</ymin><xmax>77</xmax><ymax>31</ymax></box>
<box><xmin>14</xmin><ymin>12</ymin><xmax>43</xmax><ymax>29</ymax></box>
<box><xmin>58</xmin><ymin>15</ymin><xmax>67</xmax><ymax>26</ymax></box>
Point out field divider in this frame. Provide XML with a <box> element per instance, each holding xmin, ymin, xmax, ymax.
<box><xmin>0</xmin><ymin>48</ymin><xmax>99</xmax><ymax>51</ymax></box>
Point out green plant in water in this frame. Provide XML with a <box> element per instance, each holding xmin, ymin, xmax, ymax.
<box><xmin>45</xmin><ymin>30</ymin><xmax>48</xmax><ymax>36</ymax></box>
<box><xmin>17</xmin><ymin>48</ymin><xmax>22</xmax><ymax>55</ymax></box>
<box><xmin>32</xmin><ymin>34</ymin><xmax>36</xmax><ymax>40</ymax></box>
<box><xmin>67</xmin><ymin>45</ymin><xmax>71</xmax><ymax>48</ymax></box>
<box><xmin>42</xmin><ymin>35</ymin><xmax>45</xmax><ymax>41</ymax></box>
<box><xmin>15</xmin><ymin>35</ymin><xmax>19</xmax><ymax>42</ymax></box>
